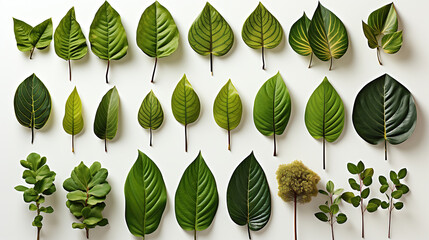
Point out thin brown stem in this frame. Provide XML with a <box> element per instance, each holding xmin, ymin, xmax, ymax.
<box><xmin>210</xmin><ymin>53</ymin><xmax>213</xmax><ymax>76</ymax></box>
<box><xmin>106</xmin><ymin>60</ymin><xmax>110</xmax><ymax>84</ymax></box>
<box><xmin>308</xmin><ymin>53</ymin><xmax>313</xmax><ymax>68</ymax></box>
<box><xmin>329</xmin><ymin>57</ymin><xmax>333</xmax><ymax>71</ymax></box>
<box><xmin>323</xmin><ymin>137</ymin><xmax>326</xmax><ymax>170</ymax></box>
<box><xmin>104</xmin><ymin>139</ymin><xmax>107</xmax><ymax>153</ymax></box>
<box><xmin>261</xmin><ymin>47</ymin><xmax>265</xmax><ymax>70</ymax></box>
<box><xmin>388</xmin><ymin>197</ymin><xmax>393</xmax><ymax>238</ymax></box>
<box><xmin>273</xmin><ymin>133</ymin><xmax>277</xmax><ymax>156</ymax></box>
<box><xmin>294</xmin><ymin>194</ymin><xmax>297</xmax><ymax>240</ymax></box>
<box><xmin>359</xmin><ymin>175</ymin><xmax>365</xmax><ymax>238</ymax></box>
<box><xmin>377</xmin><ymin>47</ymin><xmax>383</xmax><ymax>65</ymax></box>
<box><xmin>194</xmin><ymin>229</ymin><xmax>196</xmax><ymax>240</ymax></box>
<box><xmin>31</xmin><ymin>127</ymin><xmax>34</xmax><ymax>144</ymax></box>
<box><xmin>149</xmin><ymin>128</ymin><xmax>153</xmax><ymax>147</ymax></box>
<box><xmin>72</xmin><ymin>134</ymin><xmax>75</xmax><ymax>153</ymax></box>
<box><xmin>385</xmin><ymin>139</ymin><xmax>388</xmax><ymax>161</ymax></box>
<box><xmin>151</xmin><ymin>58</ymin><xmax>158</xmax><ymax>83</ymax></box>
<box><xmin>86</xmin><ymin>228</ymin><xmax>89</xmax><ymax>239</ymax></box>
<box><xmin>30</xmin><ymin>47</ymin><xmax>35</xmax><ymax>59</ymax></box>
<box><xmin>227</xmin><ymin>129</ymin><xmax>231</xmax><ymax>151</ymax></box>
<box><xmin>247</xmin><ymin>224</ymin><xmax>252</xmax><ymax>239</ymax></box>
<box><xmin>68</xmin><ymin>60</ymin><xmax>72</xmax><ymax>81</ymax></box>
<box><xmin>184</xmin><ymin>124</ymin><xmax>188</xmax><ymax>152</ymax></box>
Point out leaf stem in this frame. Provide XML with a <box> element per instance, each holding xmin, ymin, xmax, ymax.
<box><xmin>68</xmin><ymin>59</ymin><xmax>72</xmax><ymax>81</ymax></box>
<box><xmin>106</xmin><ymin>60</ymin><xmax>110</xmax><ymax>84</ymax></box>
<box><xmin>329</xmin><ymin>57</ymin><xmax>333</xmax><ymax>71</ymax></box>
<box><xmin>261</xmin><ymin>47</ymin><xmax>265</xmax><ymax>70</ymax></box>
<box><xmin>385</xmin><ymin>139</ymin><xmax>387</xmax><ymax>161</ymax></box>
<box><xmin>104</xmin><ymin>139</ymin><xmax>107</xmax><ymax>153</ymax></box>
<box><xmin>86</xmin><ymin>227</ymin><xmax>89</xmax><ymax>239</ymax></box>
<box><xmin>31</xmin><ymin>127</ymin><xmax>34</xmax><ymax>144</ymax></box>
<box><xmin>30</xmin><ymin>47</ymin><xmax>35</xmax><ymax>59</ymax></box>
<box><xmin>330</xmin><ymin>193</ymin><xmax>334</xmax><ymax>240</ymax></box>
<box><xmin>359</xmin><ymin>175</ymin><xmax>365</xmax><ymax>238</ymax></box>
<box><xmin>227</xmin><ymin>129</ymin><xmax>231</xmax><ymax>151</ymax></box>
<box><xmin>185</xmin><ymin>124</ymin><xmax>188</xmax><ymax>152</ymax></box>
<box><xmin>247</xmin><ymin>224</ymin><xmax>252</xmax><ymax>240</ymax></box>
<box><xmin>273</xmin><ymin>133</ymin><xmax>277</xmax><ymax>156</ymax></box>
<box><xmin>377</xmin><ymin>47</ymin><xmax>383</xmax><ymax>65</ymax></box>
<box><xmin>72</xmin><ymin>134</ymin><xmax>75</xmax><ymax>153</ymax></box>
<box><xmin>36</xmin><ymin>202</ymin><xmax>41</xmax><ymax>240</ymax></box>
<box><xmin>308</xmin><ymin>53</ymin><xmax>313</xmax><ymax>68</ymax></box>
<box><xmin>149</xmin><ymin>128</ymin><xmax>153</xmax><ymax>147</ymax></box>
<box><xmin>151</xmin><ymin>58</ymin><xmax>158</xmax><ymax>83</ymax></box>
<box><xmin>323</xmin><ymin>137</ymin><xmax>326</xmax><ymax>170</ymax></box>
<box><xmin>194</xmin><ymin>229</ymin><xmax>196</xmax><ymax>240</ymax></box>
<box><xmin>210</xmin><ymin>53</ymin><xmax>213</xmax><ymax>76</ymax></box>
<box><xmin>388</xmin><ymin>196</ymin><xmax>393</xmax><ymax>238</ymax></box>
<box><xmin>294</xmin><ymin>194</ymin><xmax>297</xmax><ymax>240</ymax></box>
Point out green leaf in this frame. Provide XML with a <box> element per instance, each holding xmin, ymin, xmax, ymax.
<box><xmin>347</xmin><ymin>163</ymin><xmax>358</xmax><ymax>174</ymax></box>
<box><xmin>289</xmin><ymin>12</ymin><xmax>312</xmax><ymax>66</ymax></box>
<box><xmin>379</xmin><ymin>176</ymin><xmax>388</xmax><ymax>185</ymax></box>
<box><xmin>29</xmin><ymin>203</ymin><xmax>38</xmax><ymax>211</ymax></box>
<box><xmin>362</xmin><ymin>21</ymin><xmax>378</xmax><ymax>49</ymax></box>
<box><xmin>336</xmin><ymin>213</ymin><xmax>347</xmax><ymax>224</ymax></box>
<box><xmin>349</xmin><ymin>179</ymin><xmax>360</xmax><ymax>191</ymax></box>
<box><xmin>253</xmin><ymin>72</ymin><xmax>291</xmax><ymax>156</ymax></box>
<box><xmin>54</xmin><ymin>7</ymin><xmax>87</xmax><ymax>81</ymax></box>
<box><xmin>382</xmin><ymin>31</ymin><xmax>402</xmax><ymax>54</ymax></box>
<box><xmin>226</xmin><ymin>152</ymin><xmax>271</xmax><ymax>233</ymax></box>
<box><xmin>397</xmin><ymin>185</ymin><xmax>409</xmax><ymax>194</ymax></box>
<box><xmin>363</xmin><ymin>176</ymin><xmax>372</xmax><ymax>187</ymax></box>
<box><xmin>357</xmin><ymin>161</ymin><xmax>365</xmax><ymax>173</ymax></box>
<box><xmin>318</xmin><ymin>190</ymin><xmax>328</xmax><ymax>196</ymax></box>
<box><xmin>366</xmin><ymin>202</ymin><xmax>379</xmax><ymax>212</ymax></box>
<box><xmin>171</xmin><ymin>74</ymin><xmax>201</xmax><ymax>152</ymax></box>
<box><xmin>319</xmin><ymin>205</ymin><xmax>330</xmax><ymax>213</ymax></box>
<box><xmin>89</xmin><ymin>1</ymin><xmax>128</xmax><ymax>83</ymax></box>
<box><xmin>398</xmin><ymin>168</ymin><xmax>407</xmax><ymax>179</ymax></box>
<box><xmin>305</xmin><ymin>77</ymin><xmax>344</xmax><ymax>169</ymax></box>
<box><xmin>13</xmin><ymin>18</ymin><xmax>52</xmax><ymax>59</ymax></box>
<box><xmin>32</xmin><ymin>215</ymin><xmax>43</xmax><ymax>228</ymax></box>
<box><xmin>242</xmin><ymin>2</ymin><xmax>283</xmax><ymax>69</ymax></box>
<box><xmin>67</xmin><ymin>190</ymin><xmax>87</xmax><ymax>202</ymax></box>
<box><xmin>341</xmin><ymin>192</ymin><xmax>354</xmax><ymax>203</ymax></box>
<box><xmin>188</xmin><ymin>2</ymin><xmax>234</xmax><ymax>75</ymax></box>
<box><xmin>380</xmin><ymin>185</ymin><xmax>389</xmax><ymax>193</ymax></box>
<box><xmin>94</xmin><ymin>87</ymin><xmax>120</xmax><ymax>152</ymax></box>
<box><xmin>213</xmin><ymin>80</ymin><xmax>242</xmax><ymax>150</ymax></box>
<box><xmin>138</xmin><ymin>90</ymin><xmax>164</xmax><ymax>146</ymax></box>
<box><xmin>381</xmin><ymin>201</ymin><xmax>389</xmax><ymax>209</ymax></box>
<box><xmin>308</xmin><ymin>2</ymin><xmax>348</xmax><ymax>70</ymax></box>
<box><xmin>175</xmin><ymin>152</ymin><xmax>218</xmax><ymax>233</ymax></box>
<box><xmin>15</xmin><ymin>185</ymin><xmax>28</xmax><ymax>192</ymax></box>
<box><xmin>63</xmin><ymin>87</ymin><xmax>84</xmax><ymax>152</ymax></box>
<box><xmin>14</xmin><ymin>74</ymin><xmax>52</xmax><ymax>143</ymax></box>
<box><xmin>315</xmin><ymin>212</ymin><xmax>328</xmax><ymax>222</ymax></box>
<box><xmin>394</xmin><ymin>202</ymin><xmax>404</xmax><ymax>210</ymax></box>
<box><xmin>333</xmin><ymin>188</ymin><xmax>344</xmax><ymax>196</ymax></box>
<box><xmin>330</xmin><ymin>204</ymin><xmax>339</xmax><ymax>214</ymax></box>
<box><xmin>136</xmin><ymin>1</ymin><xmax>179</xmax><ymax>83</ymax></box>
<box><xmin>392</xmin><ymin>190</ymin><xmax>402</xmax><ymax>199</ymax></box>
<box><xmin>351</xmin><ymin>196</ymin><xmax>361</xmax><ymax>207</ymax></box>
<box><xmin>367</xmin><ymin>3</ymin><xmax>398</xmax><ymax>35</ymax></box>
<box><xmin>326</xmin><ymin>181</ymin><xmax>334</xmax><ymax>194</ymax></box>
<box><xmin>352</xmin><ymin>74</ymin><xmax>417</xmax><ymax>161</ymax></box>
<box><xmin>13</xmin><ymin>18</ymin><xmax>33</xmax><ymax>52</ymax></box>
<box><xmin>88</xmin><ymin>183</ymin><xmax>111</xmax><ymax>197</ymax></box>
<box><xmin>125</xmin><ymin>151</ymin><xmax>167</xmax><ymax>238</ymax></box>
<box><xmin>390</xmin><ymin>171</ymin><xmax>398</xmax><ymax>181</ymax></box>
<box><xmin>361</xmin><ymin>188</ymin><xmax>370</xmax><ymax>199</ymax></box>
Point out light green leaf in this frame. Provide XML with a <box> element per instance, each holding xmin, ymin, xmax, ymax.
<box><xmin>13</xmin><ymin>18</ymin><xmax>52</xmax><ymax>59</ymax></box>
<box><xmin>326</xmin><ymin>181</ymin><xmax>334</xmax><ymax>194</ymax></box>
<box><xmin>89</xmin><ymin>1</ymin><xmax>128</xmax><ymax>83</ymax></box>
<box><xmin>253</xmin><ymin>72</ymin><xmax>291</xmax><ymax>156</ymax></box>
<box><xmin>137</xmin><ymin>1</ymin><xmax>179</xmax><ymax>83</ymax></box>
<box><xmin>125</xmin><ymin>151</ymin><xmax>167</xmax><ymax>238</ymax></box>
<box><xmin>15</xmin><ymin>185</ymin><xmax>29</xmax><ymax>192</ymax></box>
<box><xmin>94</xmin><ymin>87</ymin><xmax>120</xmax><ymax>152</ymax></box>
<box><xmin>352</xmin><ymin>74</ymin><xmax>417</xmax><ymax>160</ymax></box>
<box><xmin>67</xmin><ymin>190</ymin><xmax>87</xmax><ymax>202</ymax></box>
<box><xmin>14</xmin><ymin>74</ymin><xmax>51</xmax><ymax>144</ymax></box>
<box><xmin>13</xmin><ymin>18</ymin><xmax>33</xmax><ymax>52</ymax></box>
<box><xmin>88</xmin><ymin>183</ymin><xmax>111</xmax><ymax>198</ymax></box>
<box><xmin>308</xmin><ymin>2</ymin><xmax>348</xmax><ymax>70</ymax></box>
<box><xmin>319</xmin><ymin>205</ymin><xmax>330</xmax><ymax>213</ymax></box>
<box><xmin>213</xmin><ymin>79</ymin><xmax>242</xmax><ymax>150</ymax></box>
<box><xmin>63</xmin><ymin>87</ymin><xmax>84</xmax><ymax>152</ymax></box>
<box><xmin>382</xmin><ymin>31</ymin><xmax>402</xmax><ymax>54</ymax></box>
<box><xmin>138</xmin><ymin>90</ymin><xmax>164</xmax><ymax>147</ymax></box>
<box><xmin>289</xmin><ymin>13</ymin><xmax>313</xmax><ymax>67</ymax></box>
<box><xmin>242</xmin><ymin>2</ymin><xmax>283</xmax><ymax>69</ymax></box>
<box><xmin>305</xmin><ymin>77</ymin><xmax>344</xmax><ymax>169</ymax></box>
<box><xmin>171</xmin><ymin>74</ymin><xmax>200</xmax><ymax>152</ymax></box>
<box><xmin>188</xmin><ymin>2</ymin><xmax>234</xmax><ymax>75</ymax></box>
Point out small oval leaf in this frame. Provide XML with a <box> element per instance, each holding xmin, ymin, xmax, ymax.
<box><xmin>63</xmin><ymin>87</ymin><xmax>84</xmax><ymax>152</ymax></box>
<box><xmin>94</xmin><ymin>87</ymin><xmax>120</xmax><ymax>151</ymax></box>
<box><xmin>138</xmin><ymin>90</ymin><xmax>164</xmax><ymax>146</ymax></box>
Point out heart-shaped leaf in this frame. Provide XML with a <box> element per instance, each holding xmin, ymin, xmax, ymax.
<box><xmin>137</xmin><ymin>1</ymin><xmax>179</xmax><ymax>83</ymax></box>
<box><xmin>171</xmin><ymin>74</ymin><xmax>201</xmax><ymax>152</ymax></box>
<box><xmin>13</xmin><ymin>18</ymin><xmax>53</xmax><ymax>59</ymax></box>
<box><xmin>289</xmin><ymin>13</ymin><xmax>313</xmax><ymax>67</ymax></box>
<box><xmin>188</xmin><ymin>2</ymin><xmax>234</xmax><ymax>75</ymax></box>
<box><xmin>227</xmin><ymin>152</ymin><xmax>271</xmax><ymax>238</ymax></box>
<box><xmin>242</xmin><ymin>2</ymin><xmax>283</xmax><ymax>70</ymax></box>
<box><xmin>175</xmin><ymin>152</ymin><xmax>218</xmax><ymax>239</ymax></box>
<box><xmin>308</xmin><ymin>2</ymin><xmax>348</xmax><ymax>70</ymax></box>
<box><xmin>352</xmin><ymin>74</ymin><xmax>417</xmax><ymax>160</ymax></box>
<box><xmin>138</xmin><ymin>90</ymin><xmax>164</xmax><ymax>146</ymax></box>
<box><xmin>305</xmin><ymin>77</ymin><xmax>344</xmax><ymax>169</ymax></box>
<box><xmin>125</xmin><ymin>150</ymin><xmax>167</xmax><ymax>238</ymax></box>
<box><xmin>14</xmin><ymin>74</ymin><xmax>51</xmax><ymax>143</ymax></box>
<box><xmin>63</xmin><ymin>87</ymin><xmax>84</xmax><ymax>152</ymax></box>
<box><xmin>94</xmin><ymin>87</ymin><xmax>120</xmax><ymax>152</ymax></box>
<box><xmin>213</xmin><ymin>79</ymin><xmax>242</xmax><ymax>150</ymax></box>
<box><xmin>253</xmin><ymin>72</ymin><xmax>291</xmax><ymax>156</ymax></box>
<box><xmin>54</xmin><ymin>7</ymin><xmax>88</xmax><ymax>81</ymax></box>
<box><xmin>89</xmin><ymin>1</ymin><xmax>128</xmax><ymax>83</ymax></box>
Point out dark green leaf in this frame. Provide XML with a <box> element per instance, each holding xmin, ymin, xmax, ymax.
<box><xmin>351</xmin><ymin>196</ymin><xmax>361</xmax><ymax>207</ymax></box>
<box><xmin>394</xmin><ymin>202</ymin><xmax>403</xmax><ymax>210</ymax></box>
<box><xmin>361</xmin><ymin>188</ymin><xmax>370</xmax><ymax>199</ymax></box>
<box><xmin>398</xmin><ymin>168</ymin><xmax>407</xmax><ymax>179</ymax></box>
<box><xmin>319</xmin><ymin>205</ymin><xmax>330</xmax><ymax>213</ymax></box>
<box><xmin>341</xmin><ymin>192</ymin><xmax>354</xmax><ymax>203</ymax></box>
<box><xmin>319</xmin><ymin>190</ymin><xmax>328</xmax><ymax>196</ymax></box>
<box><xmin>380</xmin><ymin>185</ymin><xmax>389</xmax><ymax>193</ymax></box>
<box><xmin>330</xmin><ymin>204</ymin><xmax>339</xmax><ymax>214</ymax></box>
<box><xmin>362</xmin><ymin>168</ymin><xmax>374</xmax><ymax>178</ymax></box>
<box><xmin>392</xmin><ymin>190</ymin><xmax>402</xmax><ymax>199</ymax></box>
<box><xmin>397</xmin><ymin>185</ymin><xmax>409</xmax><ymax>194</ymax></box>
<box><xmin>366</xmin><ymin>202</ymin><xmax>379</xmax><ymax>212</ymax></box>
<box><xmin>381</xmin><ymin>201</ymin><xmax>389</xmax><ymax>209</ymax></box>
<box><xmin>347</xmin><ymin>163</ymin><xmax>358</xmax><ymax>174</ymax></box>
<box><xmin>379</xmin><ymin>176</ymin><xmax>388</xmax><ymax>185</ymax></box>
<box><xmin>289</xmin><ymin>13</ymin><xmax>312</xmax><ymax>57</ymax></box>
<box><xmin>357</xmin><ymin>161</ymin><xmax>365</xmax><ymax>173</ymax></box>
<box><xmin>94</xmin><ymin>87</ymin><xmax>120</xmax><ymax>150</ymax></box>
<box><xmin>315</xmin><ymin>212</ymin><xmax>328</xmax><ymax>222</ymax></box>
<box><xmin>336</xmin><ymin>213</ymin><xmax>347</xmax><ymax>224</ymax></box>
<box><xmin>362</xmin><ymin>21</ymin><xmax>378</xmax><ymax>49</ymax></box>
<box><xmin>363</xmin><ymin>176</ymin><xmax>372</xmax><ymax>186</ymax></box>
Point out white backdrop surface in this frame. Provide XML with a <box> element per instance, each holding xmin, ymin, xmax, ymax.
<box><xmin>1</xmin><ymin>0</ymin><xmax>427</xmax><ymax>240</ymax></box>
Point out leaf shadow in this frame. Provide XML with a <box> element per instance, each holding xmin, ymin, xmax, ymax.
<box><xmin>264</xmin><ymin>30</ymin><xmax>287</xmax><ymax>70</ymax></box>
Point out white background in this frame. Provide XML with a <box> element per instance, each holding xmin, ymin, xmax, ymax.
<box><xmin>1</xmin><ymin>0</ymin><xmax>427</xmax><ymax>239</ymax></box>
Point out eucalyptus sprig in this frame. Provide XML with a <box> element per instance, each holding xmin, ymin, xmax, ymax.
<box><xmin>315</xmin><ymin>181</ymin><xmax>347</xmax><ymax>240</ymax></box>
<box><xmin>15</xmin><ymin>153</ymin><xmax>56</xmax><ymax>240</ymax></box>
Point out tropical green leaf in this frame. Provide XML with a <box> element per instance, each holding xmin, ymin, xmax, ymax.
<box><xmin>227</xmin><ymin>152</ymin><xmax>271</xmax><ymax>237</ymax></box>
<box><xmin>125</xmin><ymin>151</ymin><xmax>167</xmax><ymax>238</ymax></box>
<box><xmin>54</xmin><ymin>7</ymin><xmax>88</xmax><ymax>81</ymax></box>
<box><xmin>14</xmin><ymin>74</ymin><xmax>51</xmax><ymax>143</ymax></box>
<box><xmin>63</xmin><ymin>87</ymin><xmax>84</xmax><ymax>152</ymax></box>
<box><xmin>253</xmin><ymin>72</ymin><xmax>291</xmax><ymax>156</ymax></box>
<box><xmin>352</xmin><ymin>74</ymin><xmax>417</xmax><ymax>160</ymax></box>
<box><xmin>213</xmin><ymin>79</ymin><xmax>242</xmax><ymax>150</ymax></box>
<box><xmin>304</xmin><ymin>77</ymin><xmax>344</xmax><ymax>169</ymax></box>
<box><xmin>382</xmin><ymin>31</ymin><xmax>402</xmax><ymax>54</ymax></box>
<box><xmin>138</xmin><ymin>90</ymin><xmax>164</xmax><ymax>147</ymax></box>
<box><xmin>171</xmin><ymin>74</ymin><xmax>201</xmax><ymax>152</ymax></box>
<box><xmin>188</xmin><ymin>2</ymin><xmax>234</xmax><ymax>75</ymax></box>
<box><xmin>13</xmin><ymin>18</ymin><xmax>52</xmax><ymax>59</ymax></box>
<box><xmin>93</xmin><ymin>87</ymin><xmax>120</xmax><ymax>152</ymax></box>
<box><xmin>367</xmin><ymin>3</ymin><xmax>398</xmax><ymax>35</ymax></box>
<box><xmin>89</xmin><ymin>1</ymin><xmax>128</xmax><ymax>83</ymax></box>
<box><xmin>242</xmin><ymin>2</ymin><xmax>283</xmax><ymax>69</ymax></box>
<box><xmin>289</xmin><ymin>13</ymin><xmax>313</xmax><ymax>67</ymax></box>
<box><xmin>175</xmin><ymin>152</ymin><xmax>218</xmax><ymax>238</ymax></box>
<box><xmin>137</xmin><ymin>1</ymin><xmax>179</xmax><ymax>83</ymax></box>
<box><xmin>362</xmin><ymin>21</ymin><xmax>378</xmax><ymax>49</ymax></box>
<box><xmin>308</xmin><ymin>2</ymin><xmax>348</xmax><ymax>70</ymax></box>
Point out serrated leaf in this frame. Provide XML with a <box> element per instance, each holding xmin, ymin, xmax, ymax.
<box><xmin>63</xmin><ymin>87</ymin><xmax>84</xmax><ymax>152</ymax></box>
<box><xmin>13</xmin><ymin>18</ymin><xmax>52</xmax><ymax>59</ymax></box>
<box><xmin>138</xmin><ymin>90</ymin><xmax>164</xmax><ymax>147</ymax></box>
<box><xmin>382</xmin><ymin>31</ymin><xmax>402</xmax><ymax>54</ymax></box>
<box><xmin>227</xmin><ymin>152</ymin><xmax>271</xmax><ymax>235</ymax></box>
<box><xmin>289</xmin><ymin>12</ymin><xmax>312</xmax><ymax>67</ymax></box>
<box><xmin>188</xmin><ymin>2</ymin><xmax>234</xmax><ymax>75</ymax></box>
<box><xmin>253</xmin><ymin>72</ymin><xmax>291</xmax><ymax>156</ymax></box>
<box><xmin>94</xmin><ymin>87</ymin><xmax>120</xmax><ymax>152</ymax></box>
<box><xmin>14</xmin><ymin>74</ymin><xmax>52</xmax><ymax>143</ymax></box>
<box><xmin>315</xmin><ymin>212</ymin><xmax>328</xmax><ymax>222</ymax></box>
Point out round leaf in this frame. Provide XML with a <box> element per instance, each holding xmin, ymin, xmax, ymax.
<box><xmin>336</xmin><ymin>213</ymin><xmax>347</xmax><ymax>224</ymax></box>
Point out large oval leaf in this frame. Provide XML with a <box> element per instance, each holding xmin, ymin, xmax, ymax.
<box><xmin>188</xmin><ymin>2</ymin><xmax>234</xmax><ymax>75</ymax></box>
<box><xmin>125</xmin><ymin>150</ymin><xmax>167</xmax><ymax>238</ymax></box>
<box><xmin>352</xmin><ymin>74</ymin><xmax>417</xmax><ymax>160</ymax></box>
<box><xmin>175</xmin><ymin>152</ymin><xmax>218</xmax><ymax>238</ymax></box>
<box><xmin>14</xmin><ymin>73</ymin><xmax>51</xmax><ymax>143</ymax></box>
<box><xmin>253</xmin><ymin>72</ymin><xmax>291</xmax><ymax>156</ymax></box>
<box><xmin>242</xmin><ymin>2</ymin><xmax>283</xmax><ymax>70</ymax></box>
<box><xmin>213</xmin><ymin>79</ymin><xmax>242</xmax><ymax>150</ymax></box>
<box><xmin>138</xmin><ymin>90</ymin><xmax>164</xmax><ymax>146</ymax></box>
<box><xmin>93</xmin><ymin>86</ymin><xmax>120</xmax><ymax>152</ymax></box>
<box><xmin>63</xmin><ymin>87</ymin><xmax>84</xmax><ymax>152</ymax></box>
<box><xmin>304</xmin><ymin>77</ymin><xmax>344</xmax><ymax>169</ymax></box>
<box><xmin>13</xmin><ymin>18</ymin><xmax>52</xmax><ymax>59</ymax></box>
<box><xmin>227</xmin><ymin>152</ymin><xmax>271</xmax><ymax>238</ymax></box>
<box><xmin>137</xmin><ymin>1</ymin><xmax>179</xmax><ymax>83</ymax></box>
<box><xmin>308</xmin><ymin>2</ymin><xmax>348</xmax><ymax>70</ymax></box>
<box><xmin>171</xmin><ymin>74</ymin><xmax>200</xmax><ymax>152</ymax></box>
<box><xmin>289</xmin><ymin>13</ymin><xmax>313</xmax><ymax>67</ymax></box>
<box><xmin>54</xmin><ymin>7</ymin><xmax>88</xmax><ymax>81</ymax></box>
<box><xmin>89</xmin><ymin>1</ymin><xmax>128</xmax><ymax>83</ymax></box>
